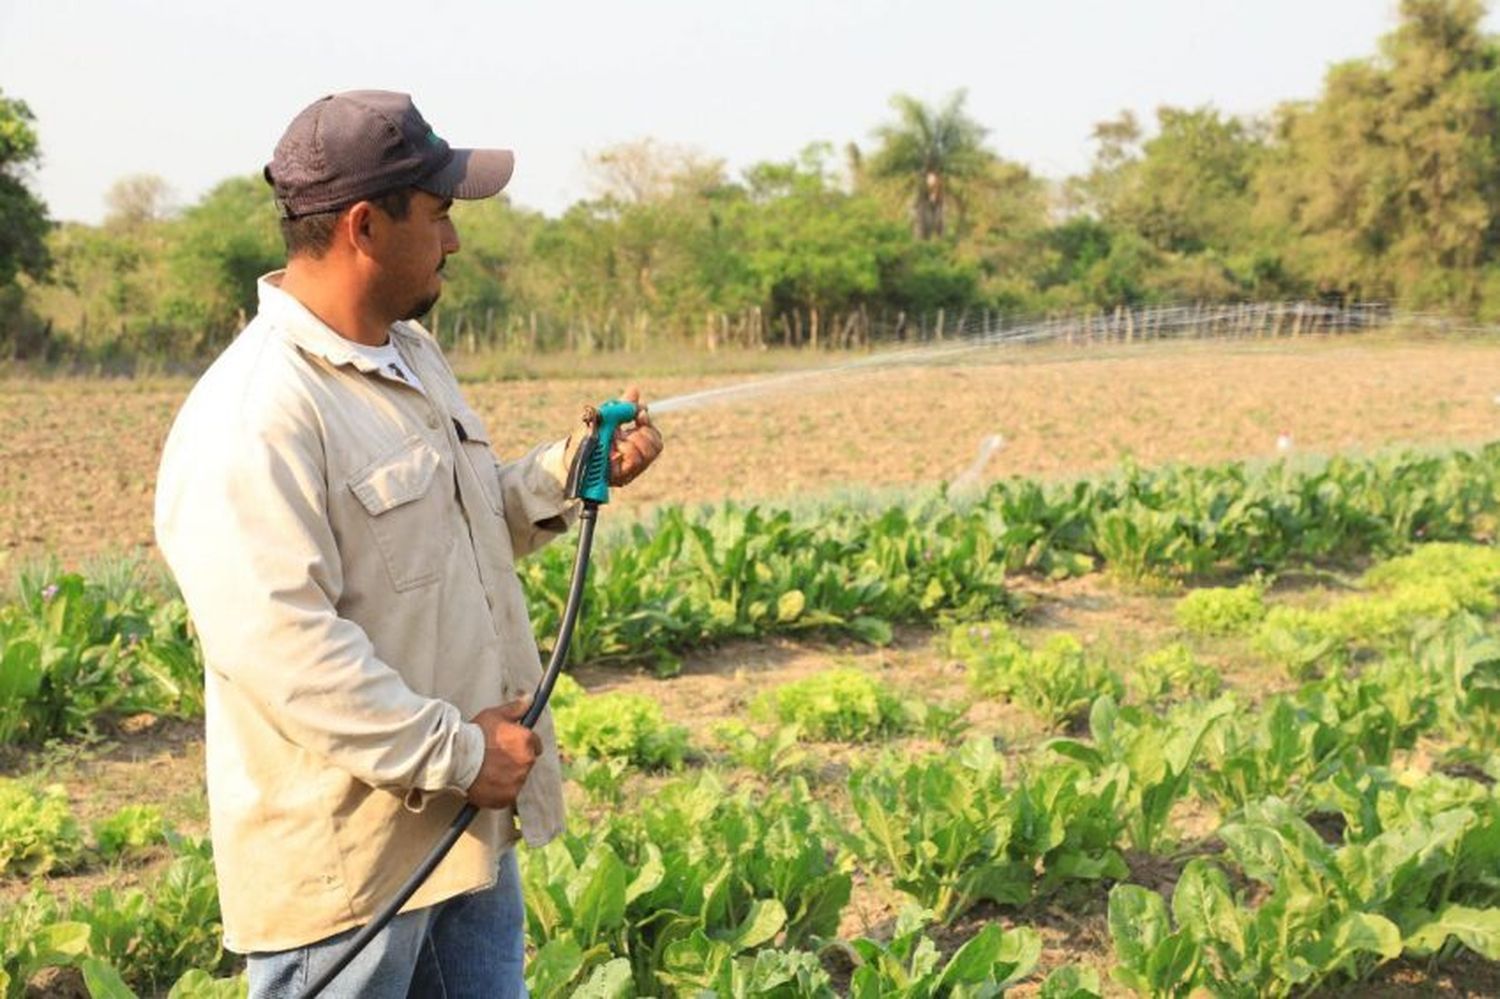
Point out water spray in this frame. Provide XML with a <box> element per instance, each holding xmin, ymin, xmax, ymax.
<box><xmin>298</xmin><ymin>400</ymin><xmax>639</xmax><ymax>999</ymax></box>
<box><xmin>648</xmin><ymin>300</ymin><xmax>1392</xmax><ymax>417</ymax></box>
<box><xmin>950</xmin><ymin>433</ymin><xmax>1006</xmax><ymax>493</ymax></box>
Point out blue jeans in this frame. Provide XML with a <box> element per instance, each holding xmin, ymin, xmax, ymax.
<box><xmin>247</xmin><ymin>850</ymin><xmax>529</xmax><ymax>999</ymax></box>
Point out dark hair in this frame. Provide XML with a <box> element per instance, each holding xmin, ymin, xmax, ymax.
<box><xmin>280</xmin><ymin>186</ymin><xmax>415</xmax><ymax>259</ymax></box>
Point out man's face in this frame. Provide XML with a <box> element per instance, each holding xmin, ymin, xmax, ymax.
<box><xmin>370</xmin><ymin>189</ymin><xmax>461</xmax><ymax>322</ymax></box>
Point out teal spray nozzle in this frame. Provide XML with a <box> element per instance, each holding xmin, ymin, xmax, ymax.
<box><xmin>566</xmin><ymin>399</ymin><xmax>640</xmax><ymax>504</ymax></box>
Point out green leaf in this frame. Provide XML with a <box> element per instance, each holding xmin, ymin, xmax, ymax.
<box><xmin>1108</xmin><ymin>884</ymin><xmax>1169</xmax><ymax>967</ymax></box>
<box><xmin>993</xmin><ymin>925</ymin><xmax>1043</xmax><ymax>987</ymax></box>
<box><xmin>1039</xmin><ymin>963</ymin><xmax>1103</xmax><ymax>999</ymax></box>
<box><xmin>165</xmin><ymin>971</ymin><xmax>247</xmax><ymax>998</ymax></box>
<box><xmin>78</xmin><ymin>957</ymin><xmax>137</xmax><ymax>999</ymax></box>
<box><xmin>567</xmin><ymin>844</ymin><xmax>629</xmax><ymax>943</ymax></box>
<box><xmin>570</xmin><ymin>957</ymin><xmax>635</xmax><ymax>998</ymax></box>
<box><xmin>776</xmin><ymin>589</ymin><xmax>806</xmax><ymax>622</ymax></box>
<box><xmin>1326</xmin><ymin>911</ymin><xmax>1402</xmax><ymax>965</ymax></box>
<box><xmin>849</xmin><ymin>616</ymin><xmax>893</xmax><ymax>645</ymax></box>
<box><xmin>722</xmin><ymin>898</ymin><xmax>787</xmax><ymax>953</ymax></box>
<box><xmin>526</xmin><ymin>938</ymin><xmax>584</xmax><ymax>996</ymax></box>
<box><xmin>1145</xmin><ymin>932</ymin><xmax>1201</xmax><ymax>993</ymax></box>
<box><xmin>36</xmin><ymin>920</ymin><xmax>93</xmax><ymax>962</ymax></box>
<box><xmin>935</xmin><ymin>922</ymin><xmax>1002</xmax><ymax>985</ymax></box>
<box><xmin>625</xmin><ymin>842</ymin><xmax>664</xmax><ymax>905</ymax></box>
<box><xmin>1171</xmin><ymin>859</ymin><xmax>1244</xmax><ymax>960</ymax></box>
<box><xmin>1406</xmin><ymin>905</ymin><xmax>1500</xmax><ymax>960</ymax></box>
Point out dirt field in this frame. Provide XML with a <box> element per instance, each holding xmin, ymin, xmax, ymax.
<box><xmin>3</xmin><ymin>333</ymin><xmax>1499</xmax><ymax>568</ymax></box>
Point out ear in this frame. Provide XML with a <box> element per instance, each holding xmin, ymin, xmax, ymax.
<box><xmin>344</xmin><ymin>201</ymin><xmax>379</xmax><ymax>258</ymax></box>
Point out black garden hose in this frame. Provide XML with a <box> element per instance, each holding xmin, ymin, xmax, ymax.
<box><xmin>298</xmin><ymin>502</ymin><xmax>600</xmax><ymax>998</ymax></box>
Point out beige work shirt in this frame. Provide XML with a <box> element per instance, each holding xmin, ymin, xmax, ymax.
<box><xmin>154</xmin><ymin>273</ymin><xmax>569</xmax><ymax>953</ymax></box>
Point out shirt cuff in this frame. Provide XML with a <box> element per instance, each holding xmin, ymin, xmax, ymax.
<box><xmin>518</xmin><ymin>438</ymin><xmax>579</xmax><ymax>533</ymax></box>
<box><xmin>403</xmin><ymin>721</ymin><xmax>486</xmax><ymax>813</ymax></box>
<box><xmin>447</xmin><ymin>721</ymin><xmax>486</xmax><ymax>793</ymax></box>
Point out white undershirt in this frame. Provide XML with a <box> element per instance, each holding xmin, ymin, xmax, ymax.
<box><xmin>347</xmin><ymin>338</ymin><xmax>426</xmax><ymax>395</ymax></box>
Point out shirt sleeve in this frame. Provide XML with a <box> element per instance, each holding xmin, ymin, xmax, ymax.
<box><xmin>155</xmin><ymin>390</ymin><xmax>480</xmax><ymax>797</ymax></box>
<box><xmin>496</xmin><ymin>437</ymin><xmax>579</xmax><ymax>558</ymax></box>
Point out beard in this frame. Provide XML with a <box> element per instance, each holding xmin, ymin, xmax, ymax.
<box><xmin>402</xmin><ymin>289</ymin><xmax>441</xmax><ymax>321</ymax></box>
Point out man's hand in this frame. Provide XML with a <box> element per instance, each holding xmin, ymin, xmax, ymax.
<box><xmin>609</xmin><ymin>386</ymin><xmax>664</xmax><ymax>487</ymax></box>
<box><xmin>466</xmin><ymin>698</ymin><xmax>542</xmax><ymax>809</ymax></box>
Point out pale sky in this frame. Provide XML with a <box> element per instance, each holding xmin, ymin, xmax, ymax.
<box><xmin>3</xmin><ymin>0</ymin><xmax>1491</xmax><ymax>224</ymax></box>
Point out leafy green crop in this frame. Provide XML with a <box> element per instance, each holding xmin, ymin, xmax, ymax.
<box><xmin>92</xmin><ymin>805</ymin><xmax>170</xmax><ymax>862</ymax></box>
<box><xmin>549</xmin><ymin>674</ymin><xmax>691</xmax><ymax>769</ymax></box>
<box><xmin>1249</xmin><ymin>544</ymin><xmax>1500</xmax><ymax>682</ymax></box>
<box><xmin>0</xmin><ymin>889</ymin><xmax>89</xmax><ymax>998</ymax></box>
<box><xmin>846</xmin><ymin>739</ymin><xmax>1126</xmax><ymax>923</ymax></box>
<box><xmin>1174</xmin><ymin>583</ymin><xmax>1265</xmax><ymax>636</ymax></box>
<box><xmin>0</xmin><ymin>840</ymin><xmax>229</xmax><ymax>998</ymax></box>
<box><xmin>524</xmin><ymin>500</ymin><xmax>1011</xmax><ymax>674</ymax></box>
<box><xmin>1194</xmin><ymin>666</ymin><xmax>1430</xmax><ymax>818</ymax></box>
<box><xmin>0</xmin><ymin>780</ymin><xmax>83</xmax><ymax>877</ymax></box>
<box><xmin>1412</xmin><ymin>612</ymin><xmax>1500</xmax><ymax>751</ymax></box>
<box><xmin>1126</xmin><ymin>643</ymin><xmax>1221</xmax><ymax>706</ymax></box>
<box><xmin>1111</xmin><ymin>785</ymin><xmax>1500</xmax><ymax>998</ymax></box>
<box><xmin>0</xmin><ymin>572</ymin><xmax>203</xmax><ymax>745</ymax></box>
<box><xmin>1051</xmin><ymin>696</ymin><xmax>1233</xmax><ymax>853</ymax></box>
<box><xmin>753</xmin><ymin>668</ymin><xmax>911</xmax><ymax>741</ymax></box>
<box><xmin>1251</xmin><ymin>606</ymin><xmax>1346</xmax><ymax>680</ymax></box>
<box><xmin>840</xmin><ymin>904</ymin><xmax>1040</xmax><ymax>998</ymax></box>
<box><xmin>952</xmin><ymin>621</ymin><xmax>1123</xmax><ymax>729</ymax></box>
<box><xmin>712</xmin><ymin>721</ymin><xmax>813</xmax><ymax>777</ymax></box>
<box><xmin>72</xmin><ymin>845</ymin><xmax>228</xmax><ymax>992</ymax></box>
<box><xmin>524</xmin><ymin>771</ymin><xmax>849</xmax><ymax>994</ymax></box>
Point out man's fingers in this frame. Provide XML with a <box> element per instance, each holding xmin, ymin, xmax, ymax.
<box><xmin>610</xmin><ymin>429</ymin><xmax>662</xmax><ymax>485</ymax></box>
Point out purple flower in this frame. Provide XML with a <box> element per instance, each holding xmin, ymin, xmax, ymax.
<box><xmin>41</xmin><ymin>584</ymin><xmax>58</xmax><ymax>602</ymax></box>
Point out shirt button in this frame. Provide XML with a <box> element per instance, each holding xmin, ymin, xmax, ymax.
<box><xmin>425</xmin><ymin>412</ymin><xmax>439</xmax><ymax>429</ymax></box>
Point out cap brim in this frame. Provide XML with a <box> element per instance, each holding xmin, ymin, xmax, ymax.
<box><xmin>418</xmin><ymin>148</ymin><xmax>515</xmax><ymax>200</ymax></box>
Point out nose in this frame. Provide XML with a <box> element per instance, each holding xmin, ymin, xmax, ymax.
<box><xmin>441</xmin><ymin>218</ymin><xmax>460</xmax><ymax>254</ymax></box>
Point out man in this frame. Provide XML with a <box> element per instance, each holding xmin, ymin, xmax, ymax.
<box><xmin>154</xmin><ymin>90</ymin><xmax>662</xmax><ymax>998</ymax></box>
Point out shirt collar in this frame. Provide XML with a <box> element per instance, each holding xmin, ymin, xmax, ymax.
<box><xmin>256</xmin><ymin>270</ymin><xmax>417</xmax><ymax>374</ymax></box>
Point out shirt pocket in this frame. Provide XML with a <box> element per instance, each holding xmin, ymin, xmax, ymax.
<box><xmin>349</xmin><ymin>436</ymin><xmax>450</xmax><ymax>591</ymax></box>
<box><xmin>451</xmin><ymin>407</ymin><xmax>505</xmax><ymax>518</ymax></box>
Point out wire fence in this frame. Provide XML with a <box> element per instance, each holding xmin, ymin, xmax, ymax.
<box><xmin>439</xmin><ymin>300</ymin><xmax>1406</xmax><ymax>355</ymax></box>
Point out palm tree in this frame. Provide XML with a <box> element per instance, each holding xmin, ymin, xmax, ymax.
<box><xmin>868</xmin><ymin>90</ymin><xmax>991</xmax><ymax>240</ymax></box>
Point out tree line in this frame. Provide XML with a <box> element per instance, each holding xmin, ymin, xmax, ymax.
<box><xmin>2</xmin><ymin>0</ymin><xmax>1498</xmax><ymax>363</ymax></box>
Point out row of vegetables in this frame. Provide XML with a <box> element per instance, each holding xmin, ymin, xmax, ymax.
<box><xmin>5</xmin><ymin>444</ymin><xmax>1500</xmax><ymax>747</ymax></box>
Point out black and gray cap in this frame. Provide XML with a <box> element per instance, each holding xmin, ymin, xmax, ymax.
<box><xmin>264</xmin><ymin>90</ymin><xmax>515</xmax><ymax>219</ymax></box>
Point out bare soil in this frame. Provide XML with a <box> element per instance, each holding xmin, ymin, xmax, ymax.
<box><xmin>5</xmin><ymin>335</ymin><xmax>1500</xmax><ymax>569</ymax></box>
